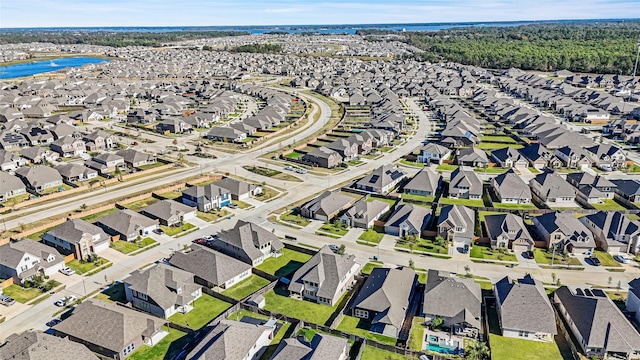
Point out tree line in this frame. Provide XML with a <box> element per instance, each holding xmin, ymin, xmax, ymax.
<box><xmin>228</xmin><ymin>43</ymin><xmax>283</xmax><ymax>53</ymax></box>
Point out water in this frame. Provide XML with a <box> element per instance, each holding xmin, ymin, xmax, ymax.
<box><xmin>0</xmin><ymin>57</ymin><xmax>109</xmax><ymax>79</ymax></box>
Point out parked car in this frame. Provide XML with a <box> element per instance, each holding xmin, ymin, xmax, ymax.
<box><xmin>153</xmin><ymin>228</ymin><xmax>164</xmax><ymax>235</ymax></box>
<box><xmin>59</xmin><ymin>267</ymin><xmax>75</xmax><ymax>276</ymax></box>
<box><xmin>524</xmin><ymin>250</ymin><xmax>534</xmax><ymax>259</ymax></box>
<box><xmin>328</xmin><ymin>244</ymin><xmax>340</xmax><ymax>253</ymax></box>
<box><xmin>203</xmin><ymin>235</ymin><xmax>214</xmax><ymax>241</ymax></box>
<box><xmin>54</xmin><ymin>298</ymin><xmax>66</xmax><ymax>307</ymax></box>
<box><xmin>614</xmin><ymin>254</ymin><xmax>632</xmax><ymax>264</ymax></box>
<box><xmin>588</xmin><ymin>256</ymin><xmax>601</xmax><ymax>266</ymax></box>
<box><xmin>227</xmin><ymin>203</ymin><xmax>238</xmax><ymax>209</ymax></box>
<box><xmin>46</xmin><ymin>319</ymin><xmax>61</xmax><ymax>327</ymax></box>
<box><xmin>193</xmin><ymin>238</ymin><xmax>206</xmax><ymax>245</ymax></box>
<box><xmin>0</xmin><ymin>295</ymin><xmax>15</xmax><ymax>306</ymax></box>
<box><xmin>284</xmin><ymin>166</ymin><xmax>294</xmax><ymax>171</ymax></box>
<box><xmin>67</xmin><ymin>295</ymin><xmax>77</xmax><ymax>304</ymax></box>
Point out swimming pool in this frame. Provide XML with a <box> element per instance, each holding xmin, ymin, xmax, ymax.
<box><xmin>426</xmin><ymin>337</ymin><xmax>460</xmax><ymax>354</ymax></box>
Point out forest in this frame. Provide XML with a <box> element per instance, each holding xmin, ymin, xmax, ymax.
<box><xmin>0</xmin><ymin>31</ymin><xmax>249</xmax><ymax>47</ymax></box>
<box><xmin>229</xmin><ymin>43</ymin><xmax>283</xmax><ymax>53</ymax></box>
<box><xmin>364</xmin><ymin>22</ymin><xmax>640</xmax><ymax>74</ymax></box>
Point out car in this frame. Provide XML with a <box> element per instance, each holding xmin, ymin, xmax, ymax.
<box><xmin>0</xmin><ymin>295</ymin><xmax>15</xmax><ymax>306</ymax></box>
<box><xmin>153</xmin><ymin>228</ymin><xmax>164</xmax><ymax>235</ymax></box>
<box><xmin>46</xmin><ymin>319</ymin><xmax>61</xmax><ymax>327</ymax></box>
<box><xmin>328</xmin><ymin>244</ymin><xmax>340</xmax><ymax>252</ymax></box>
<box><xmin>284</xmin><ymin>166</ymin><xmax>293</xmax><ymax>171</ymax></box>
<box><xmin>54</xmin><ymin>298</ymin><xmax>66</xmax><ymax>307</ymax></box>
<box><xmin>588</xmin><ymin>256</ymin><xmax>601</xmax><ymax>266</ymax></box>
<box><xmin>193</xmin><ymin>238</ymin><xmax>206</xmax><ymax>245</ymax></box>
<box><xmin>203</xmin><ymin>235</ymin><xmax>214</xmax><ymax>241</ymax></box>
<box><xmin>133</xmin><ymin>141</ymin><xmax>139</xmax><ymax>146</ymax></box>
<box><xmin>614</xmin><ymin>254</ymin><xmax>632</xmax><ymax>264</ymax></box>
<box><xmin>67</xmin><ymin>295</ymin><xmax>77</xmax><ymax>304</ymax></box>
<box><xmin>59</xmin><ymin>267</ymin><xmax>75</xmax><ymax>276</ymax></box>
<box><xmin>524</xmin><ymin>250</ymin><xmax>534</xmax><ymax>259</ymax></box>
<box><xmin>227</xmin><ymin>203</ymin><xmax>238</xmax><ymax>209</ymax></box>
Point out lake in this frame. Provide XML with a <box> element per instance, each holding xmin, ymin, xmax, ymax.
<box><xmin>0</xmin><ymin>57</ymin><xmax>110</xmax><ymax>79</ymax></box>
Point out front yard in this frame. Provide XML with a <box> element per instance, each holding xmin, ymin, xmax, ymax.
<box><xmin>222</xmin><ymin>274</ymin><xmax>271</xmax><ymax>300</ymax></box>
<box><xmin>159</xmin><ymin>223</ymin><xmax>196</xmax><ymax>236</ymax></box>
<box><xmin>168</xmin><ymin>294</ymin><xmax>232</xmax><ymax>330</ymax></box>
<box><xmin>396</xmin><ymin>237</ymin><xmax>448</xmax><ymax>255</ymax></box>
<box><xmin>66</xmin><ymin>257</ymin><xmax>110</xmax><ymax>275</ymax></box>
<box><xmin>3</xmin><ymin>284</ymin><xmax>43</xmax><ymax>303</ymax></box>
<box><xmin>594</xmin><ymin>250</ymin><xmax>621</xmax><ymax>267</ymax></box>
<box><xmin>358</xmin><ymin>229</ymin><xmax>384</xmax><ymax>245</ymax></box>
<box><xmin>280</xmin><ymin>210</ymin><xmax>311</xmax><ymax>227</ymax></box>
<box><xmin>110</xmin><ymin>237</ymin><xmax>156</xmax><ymax>254</ymax></box>
<box><xmin>361</xmin><ymin>261</ymin><xmax>384</xmax><ymax>275</ymax></box>
<box><xmin>337</xmin><ymin>315</ymin><xmax>397</xmax><ymax>345</ymax></box>
<box><xmin>197</xmin><ymin>209</ymin><xmax>231</xmax><ymax>222</ymax></box>
<box><xmin>533</xmin><ymin>248</ymin><xmax>581</xmax><ymax>266</ymax></box>
<box><xmin>318</xmin><ymin>222</ymin><xmax>349</xmax><ymax>236</ymax></box>
<box><xmin>470</xmin><ymin>245</ymin><xmax>517</xmax><ymax>262</ymax></box>
<box><xmin>256</xmin><ymin>248</ymin><xmax>312</xmax><ymax>278</ymax></box>
<box><xmin>263</xmin><ymin>287</ymin><xmax>345</xmax><ymax>326</ymax></box>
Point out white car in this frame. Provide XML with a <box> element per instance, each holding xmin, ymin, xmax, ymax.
<box><xmin>66</xmin><ymin>295</ymin><xmax>77</xmax><ymax>304</ymax></box>
<box><xmin>54</xmin><ymin>298</ymin><xmax>66</xmax><ymax>307</ymax></box>
<box><xmin>203</xmin><ymin>235</ymin><xmax>214</xmax><ymax>241</ymax></box>
<box><xmin>59</xmin><ymin>267</ymin><xmax>75</xmax><ymax>276</ymax></box>
<box><xmin>328</xmin><ymin>244</ymin><xmax>340</xmax><ymax>252</ymax></box>
<box><xmin>614</xmin><ymin>254</ymin><xmax>632</xmax><ymax>264</ymax></box>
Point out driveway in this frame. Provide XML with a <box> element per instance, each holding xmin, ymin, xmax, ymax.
<box><xmin>514</xmin><ymin>249</ymin><xmax>539</xmax><ymax>269</ymax></box>
<box><xmin>574</xmin><ymin>253</ymin><xmax>609</xmax><ymax>272</ymax></box>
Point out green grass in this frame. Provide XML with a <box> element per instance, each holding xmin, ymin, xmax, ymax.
<box><xmin>359</xmin><ymin>345</ymin><xmax>408</xmax><ymax>360</ymax></box>
<box><xmin>476</xmin><ymin>142</ymin><xmax>524</xmax><ymax>150</ymax></box>
<box><xmin>124</xmin><ymin>197</ymin><xmax>160</xmax><ymax>212</ymax></box>
<box><xmin>263</xmin><ymin>288</ymin><xmax>345</xmax><ymax>325</ymax></box>
<box><xmin>159</xmin><ymin>223</ymin><xmax>196</xmax><ymax>236</ymax></box>
<box><xmin>128</xmin><ymin>327</ymin><xmax>189</xmax><ymax>360</ymax></box>
<box><xmin>234</xmin><ymin>200</ymin><xmax>252</xmax><ymax>209</ymax></box>
<box><xmin>396</xmin><ymin>238</ymin><xmax>448</xmax><ymax>255</ymax></box>
<box><xmin>256</xmin><ymin>248</ymin><xmax>312</xmax><ymax>278</ymax></box>
<box><xmin>361</xmin><ymin>261</ymin><xmax>384</xmax><ymax>275</ymax></box>
<box><xmin>222</xmin><ymin>275</ymin><xmax>271</xmax><ymax>300</ymax></box>
<box><xmin>168</xmin><ymin>294</ymin><xmax>232</xmax><ymax>330</ymax></box>
<box><xmin>401</xmin><ymin>193</ymin><xmax>435</xmax><ymax>203</ymax></box>
<box><xmin>592</xmin><ymin>199</ymin><xmax>627</xmax><ymax>210</ymax></box>
<box><xmin>491</xmin><ymin>202</ymin><xmax>538</xmax><ymax>210</ymax></box>
<box><xmin>366</xmin><ymin>196</ymin><xmax>397</xmax><ymax>206</ymax></box>
<box><xmin>197</xmin><ymin>209</ymin><xmax>231</xmax><ymax>222</ymax></box>
<box><xmin>479</xmin><ymin>135</ymin><xmax>517</xmax><ymax>143</ymax></box>
<box><xmin>436</xmin><ymin>164</ymin><xmax>458</xmax><ymax>171</ymax></box>
<box><xmin>157</xmin><ymin>190</ymin><xmax>182</xmax><ymax>200</ymax></box>
<box><xmin>285</xmin><ymin>151</ymin><xmax>303</xmax><ymax>159</ymax></box>
<box><xmin>280</xmin><ymin>211</ymin><xmax>311</xmax><ymax>226</ymax></box>
<box><xmin>255</xmin><ymin>186</ymin><xmax>281</xmax><ymax>201</ymax></box>
<box><xmin>337</xmin><ymin>315</ymin><xmax>397</xmax><ymax>345</ymax></box>
<box><xmin>409</xmin><ymin>317</ymin><xmax>425</xmax><ymax>351</ymax></box>
<box><xmin>318</xmin><ymin>223</ymin><xmax>349</xmax><ymax>236</ymax></box>
<box><xmin>626</xmin><ymin>164</ymin><xmax>640</xmax><ymax>173</ymax></box>
<box><xmin>478</xmin><ymin>211</ymin><xmax>502</xmax><ymax>221</ymax></box>
<box><xmin>358</xmin><ymin>229</ymin><xmax>384</xmax><ymax>244</ymax></box>
<box><xmin>80</xmin><ymin>208</ymin><xmax>119</xmax><ymax>223</ymax></box>
<box><xmin>470</xmin><ymin>245</ymin><xmax>517</xmax><ymax>262</ymax></box>
<box><xmin>66</xmin><ymin>257</ymin><xmax>110</xmax><ymax>275</ymax></box>
<box><xmin>474</xmin><ymin>167</ymin><xmax>508</xmax><ymax>174</ymax></box>
<box><xmin>594</xmin><ymin>250</ymin><xmax>621</xmax><ymax>267</ymax></box>
<box><xmin>27</xmin><ymin>226</ymin><xmax>56</xmax><ymax>241</ymax></box>
<box><xmin>440</xmin><ymin>197</ymin><xmax>484</xmax><ymax>207</ymax></box>
<box><xmin>533</xmin><ymin>248</ymin><xmax>582</xmax><ymax>266</ymax></box>
<box><xmin>110</xmin><ymin>237</ymin><xmax>156</xmax><ymax>254</ymax></box>
<box><xmin>399</xmin><ymin>159</ymin><xmax>425</xmax><ymax>168</ymax></box>
<box><xmin>2</xmin><ymin>285</ymin><xmax>42</xmax><ymax>303</ymax></box>
<box><xmin>528</xmin><ymin>167</ymin><xmax>541</xmax><ymax>173</ymax></box>
<box><xmin>95</xmin><ymin>282</ymin><xmax>127</xmax><ymax>303</ymax></box>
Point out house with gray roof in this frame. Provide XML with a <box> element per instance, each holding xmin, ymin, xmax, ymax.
<box><xmin>490</xmin><ymin>146</ymin><xmax>528</xmax><ymax>168</ymax></box>
<box><xmin>448</xmin><ymin>168</ymin><xmax>482</xmax><ymax>200</ymax></box>
<box><xmin>52</xmin><ymin>299</ymin><xmax>167</xmax><ymax>360</ymax></box>
<box><xmin>124</xmin><ymin>263</ymin><xmax>202</xmax><ymax>319</ymax></box>
<box><xmin>85</xmin><ymin>153</ymin><xmax>126</xmax><ymax>174</ymax></box>
<box><xmin>584</xmin><ymin>144</ymin><xmax>626</xmax><ymax>171</ymax></box>
<box><xmin>49</xmin><ymin>135</ymin><xmax>86</xmax><ymax>157</ymax></box>
<box><xmin>288</xmin><ymin>245</ymin><xmax>360</xmax><ymax>306</ymax></box>
<box><xmin>485</xmin><ymin>213</ymin><xmax>534</xmax><ymax>252</ymax></box>
<box><xmin>490</xmin><ymin>169</ymin><xmax>531</xmax><ymax>204</ymax></box>
<box><xmin>0</xmin><ymin>149</ymin><xmax>27</xmax><ymax>172</ymax></box>
<box><xmin>213</xmin><ymin>177</ymin><xmax>262</xmax><ymax>201</ymax></box>
<box><xmin>612</xmin><ymin>179</ymin><xmax>640</xmax><ymax>203</ymax></box>
<box><xmin>555</xmin><ymin>286</ymin><xmax>640</xmax><ymax>358</ymax></box>
<box><xmin>437</xmin><ymin>204</ymin><xmax>475</xmax><ymax>249</ymax></box>
<box><xmin>529</xmin><ymin>171</ymin><xmax>577</xmax><ymax>207</ymax></box>
<box><xmin>423</xmin><ymin>269</ymin><xmax>482</xmax><ymax>332</ymax></box>
<box><xmin>0</xmin><ymin>330</ymin><xmax>99</xmax><ymax>360</ymax></box>
<box><xmin>0</xmin><ymin>240</ymin><xmax>65</xmax><ymax>283</ymax></box>
<box><xmin>43</xmin><ymin>218</ymin><xmax>110</xmax><ymax>260</ymax></box>
<box><xmin>566</xmin><ymin>172</ymin><xmax>616</xmax><ymax>204</ymax></box>
<box><xmin>18</xmin><ymin>146</ymin><xmax>59</xmax><ymax>164</ymax></box>
<box><xmin>115</xmin><ymin>149</ymin><xmax>156</xmax><ymax>168</ymax></box>
<box><xmin>581</xmin><ymin>211</ymin><xmax>640</xmax><ymax>254</ymax></box>
<box><xmin>339</xmin><ymin>196</ymin><xmax>390</xmax><ymax>229</ymax></box>
<box><xmin>327</xmin><ymin>138</ymin><xmax>359</xmax><ymax>161</ymax></box>
<box><xmin>54</xmin><ymin>163</ymin><xmax>98</xmax><ymax>183</ymax></box>
<box><xmin>270</xmin><ymin>333</ymin><xmax>349</xmax><ymax>360</ymax></box>
<box><xmin>186</xmin><ymin>319</ymin><xmax>275</xmax><ymax>360</ymax></box>
<box><xmin>14</xmin><ymin>165</ymin><xmax>63</xmax><ymax>193</ymax></box>
<box><xmin>355</xmin><ymin>164</ymin><xmax>405</xmax><ymax>194</ymax></box>
<box><xmin>140</xmin><ymin>199</ymin><xmax>197</xmax><ymax>226</ymax></box>
<box><xmin>0</xmin><ymin>171</ymin><xmax>27</xmax><ymax>202</ymax></box>
<box><xmin>204</xmin><ymin>126</ymin><xmax>247</xmax><ymax>143</ymax></box>
<box><xmin>300</xmin><ymin>190</ymin><xmax>355</xmax><ymax>222</ymax></box>
<box><xmin>210</xmin><ymin>220</ymin><xmax>283</xmax><ymax>266</ymax></box>
<box><xmin>303</xmin><ymin>146</ymin><xmax>343</xmax><ymax>169</ymax></box>
<box><xmin>417</xmin><ymin>142</ymin><xmax>451</xmax><ymax>164</ymax></box>
<box><xmin>456</xmin><ymin>147</ymin><xmax>489</xmax><ymax>167</ymax></box>
<box><xmin>494</xmin><ymin>275</ymin><xmax>556</xmax><ymax>342</ymax></box>
<box><xmin>384</xmin><ymin>203</ymin><xmax>431</xmax><ymax>238</ymax></box>
<box><xmin>533</xmin><ymin>212</ymin><xmax>595</xmax><ymax>253</ymax></box>
<box><xmin>95</xmin><ymin>209</ymin><xmax>158</xmax><ymax>241</ymax></box>
<box><xmin>403</xmin><ymin>168</ymin><xmax>441</xmax><ymax>198</ymax></box>
<box><xmin>519</xmin><ymin>143</ymin><xmax>551</xmax><ymax>170</ymax></box>
<box><xmin>83</xmin><ymin>130</ymin><xmax>114</xmax><ymax>151</ymax></box>
<box><xmin>182</xmin><ymin>183</ymin><xmax>232</xmax><ymax>211</ymax></box>
<box><xmin>554</xmin><ymin>145</ymin><xmax>592</xmax><ymax>170</ymax></box>
<box><xmin>626</xmin><ymin>279</ymin><xmax>640</xmax><ymax>325</ymax></box>
<box><xmin>350</xmin><ymin>267</ymin><xmax>416</xmax><ymax>338</ymax></box>
<box><xmin>168</xmin><ymin>244</ymin><xmax>252</xmax><ymax>291</ymax></box>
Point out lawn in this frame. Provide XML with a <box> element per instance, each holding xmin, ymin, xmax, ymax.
<box><xmin>243</xmin><ymin>165</ymin><xmax>301</xmax><ymax>182</ymax></box>
<box><xmin>66</xmin><ymin>257</ymin><xmax>110</xmax><ymax>275</ymax></box>
<box><xmin>157</xmin><ymin>190</ymin><xmax>182</xmax><ymax>200</ymax></box>
<box><xmin>280</xmin><ymin>211</ymin><xmax>311</xmax><ymax>226</ymax></box>
<box><xmin>95</xmin><ymin>282</ymin><xmax>127</xmax><ymax>303</ymax></box>
<box><xmin>409</xmin><ymin>317</ymin><xmax>426</xmax><ymax>351</ymax></box>
<box><xmin>396</xmin><ymin>238</ymin><xmax>448</xmax><ymax>255</ymax></box>
<box><xmin>401</xmin><ymin>193</ymin><xmax>435</xmax><ymax>203</ymax></box>
<box><xmin>255</xmin><ymin>186</ymin><xmax>281</xmax><ymax>201</ymax></box>
<box><xmin>263</xmin><ymin>288</ymin><xmax>345</xmax><ymax>326</ymax></box>
<box><xmin>337</xmin><ymin>315</ymin><xmax>397</xmax><ymax>345</ymax></box>
<box><xmin>197</xmin><ymin>209</ymin><xmax>231</xmax><ymax>222</ymax></box>
<box><xmin>592</xmin><ymin>199</ymin><xmax>627</xmax><ymax>210</ymax></box>
<box><xmin>479</xmin><ymin>135</ymin><xmax>517</xmax><ymax>143</ymax></box>
<box><xmin>474</xmin><ymin>167</ymin><xmax>508</xmax><ymax>174</ymax></box>
<box><xmin>27</xmin><ymin>226</ymin><xmax>55</xmax><ymax>241</ymax></box>
<box><xmin>168</xmin><ymin>294</ymin><xmax>232</xmax><ymax>330</ymax></box>
<box><xmin>436</xmin><ymin>164</ymin><xmax>458</xmax><ymax>171</ymax></box>
<box><xmin>491</xmin><ymin>202</ymin><xmax>538</xmax><ymax>210</ymax></box>
<box><xmin>533</xmin><ymin>248</ymin><xmax>582</xmax><ymax>266</ymax></box>
<box><xmin>81</xmin><ymin>208</ymin><xmax>119</xmax><ymax>223</ymax></box>
<box><xmin>110</xmin><ymin>237</ymin><xmax>156</xmax><ymax>254</ymax></box>
<box><xmin>2</xmin><ymin>284</ymin><xmax>42</xmax><ymax>303</ymax></box>
<box><xmin>160</xmin><ymin>223</ymin><xmax>196</xmax><ymax>236</ymax></box>
<box><xmin>128</xmin><ymin>327</ymin><xmax>189</xmax><ymax>360</ymax></box>
<box><xmin>399</xmin><ymin>159</ymin><xmax>425</xmax><ymax>168</ymax></box>
<box><xmin>358</xmin><ymin>229</ymin><xmax>384</xmax><ymax>245</ymax></box>
<box><xmin>222</xmin><ymin>274</ymin><xmax>271</xmax><ymax>300</ymax></box>
<box><xmin>359</xmin><ymin>345</ymin><xmax>408</xmax><ymax>360</ymax></box>
<box><xmin>318</xmin><ymin>223</ymin><xmax>349</xmax><ymax>236</ymax></box>
<box><xmin>361</xmin><ymin>261</ymin><xmax>384</xmax><ymax>275</ymax></box>
<box><xmin>256</xmin><ymin>248</ymin><xmax>312</xmax><ymax>278</ymax></box>
<box><xmin>476</xmin><ymin>142</ymin><xmax>524</xmax><ymax>150</ymax></box>
<box><xmin>594</xmin><ymin>250</ymin><xmax>621</xmax><ymax>267</ymax></box>
<box><xmin>124</xmin><ymin>197</ymin><xmax>160</xmax><ymax>212</ymax></box>
<box><xmin>440</xmin><ymin>197</ymin><xmax>484</xmax><ymax>207</ymax></box>
<box><xmin>470</xmin><ymin>245</ymin><xmax>517</xmax><ymax>262</ymax></box>
<box><xmin>366</xmin><ymin>197</ymin><xmax>397</xmax><ymax>207</ymax></box>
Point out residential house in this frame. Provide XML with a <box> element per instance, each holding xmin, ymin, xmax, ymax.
<box><xmin>116</xmin><ymin>149</ymin><xmax>157</xmax><ymax>168</ymax></box>
<box><xmin>18</xmin><ymin>146</ymin><xmax>59</xmax><ymax>164</ymax></box>
<box><xmin>186</xmin><ymin>320</ymin><xmax>275</xmax><ymax>360</ymax></box>
<box><xmin>456</xmin><ymin>147</ymin><xmax>489</xmax><ymax>167</ymax></box>
<box><xmin>299</xmin><ymin>190</ymin><xmax>354</xmax><ymax>221</ymax></box>
<box><xmin>168</xmin><ymin>244</ymin><xmax>252</xmax><ymax>290</ymax></box>
<box><xmin>554</xmin><ymin>145</ymin><xmax>592</xmax><ymax>170</ymax></box>
<box><xmin>448</xmin><ymin>168</ymin><xmax>482</xmax><ymax>200</ymax></box>
<box><xmin>494</xmin><ymin>275</ymin><xmax>557</xmax><ymax>342</ymax></box>
<box><xmin>303</xmin><ymin>147</ymin><xmax>343</xmax><ymax>169</ymax></box>
<box><xmin>581</xmin><ymin>211</ymin><xmax>640</xmax><ymax>254</ymax></box>
<box><xmin>584</xmin><ymin>144</ymin><xmax>627</xmax><ymax>171</ymax></box>
<box><xmin>490</xmin><ymin>170</ymin><xmax>532</xmax><ymax>204</ymax></box>
<box><xmin>214</xmin><ymin>177</ymin><xmax>262</xmax><ymax>200</ymax></box>
<box><xmin>626</xmin><ymin>279</ymin><xmax>640</xmax><ymax>325</ymax></box>
<box><xmin>350</xmin><ymin>267</ymin><xmax>416</xmax><ymax>338</ymax></box>
<box><xmin>422</xmin><ymin>270</ymin><xmax>481</xmax><ymax>333</ymax></box>
<box><xmin>124</xmin><ymin>263</ymin><xmax>202</xmax><ymax>319</ymax></box>
<box><xmin>403</xmin><ymin>168</ymin><xmax>442</xmax><ymax>198</ymax></box>
<box><xmin>529</xmin><ymin>171</ymin><xmax>577</xmax><ymax>207</ymax></box>
<box><xmin>340</xmin><ymin>197</ymin><xmax>390</xmax><ymax>229</ymax></box>
<box><xmin>384</xmin><ymin>204</ymin><xmax>431</xmax><ymax>237</ymax></box>
<box><xmin>555</xmin><ymin>286</ymin><xmax>640</xmax><ymax>358</ymax></box>
<box><xmin>417</xmin><ymin>143</ymin><xmax>451</xmax><ymax>164</ymax></box>
<box><xmin>52</xmin><ymin>299</ymin><xmax>168</xmax><ymax>360</ymax></box>
<box><xmin>49</xmin><ymin>135</ymin><xmax>86</xmax><ymax>157</ymax></box>
<box><xmin>327</xmin><ymin>138</ymin><xmax>359</xmax><ymax>161</ymax></box>
<box><xmin>182</xmin><ymin>184</ymin><xmax>232</xmax><ymax>212</ymax></box>
<box><xmin>210</xmin><ymin>220</ymin><xmax>284</xmax><ymax>266</ymax></box>
<box><xmin>55</xmin><ymin>163</ymin><xmax>98</xmax><ymax>183</ymax></box>
<box><xmin>270</xmin><ymin>333</ymin><xmax>349</xmax><ymax>360</ymax></box>
<box><xmin>0</xmin><ymin>240</ymin><xmax>65</xmax><ymax>283</ymax></box>
<box><xmin>43</xmin><ymin>219</ymin><xmax>110</xmax><ymax>260</ymax></box>
<box><xmin>0</xmin><ymin>171</ymin><xmax>27</xmax><ymax>202</ymax></box>
<box><xmin>83</xmin><ymin>130</ymin><xmax>114</xmax><ymax>151</ymax></box>
<box><xmin>611</xmin><ymin>179</ymin><xmax>640</xmax><ymax>204</ymax></box>
<box><xmin>156</xmin><ymin>118</ymin><xmax>192</xmax><ymax>134</ymax></box>
<box><xmin>85</xmin><ymin>153</ymin><xmax>126</xmax><ymax>174</ymax></box>
<box><xmin>519</xmin><ymin>143</ymin><xmax>550</xmax><ymax>170</ymax></box>
<box><xmin>0</xmin><ymin>150</ymin><xmax>26</xmax><ymax>172</ymax></box>
<box><xmin>204</xmin><ymin>126</ymin><xmax>247</xmax><ymax>143</ymax></box>
<box><xmin>490</xmin><ymin>147</ymin><xmax>528</xmax><ymax>168</ymax></box>
<box><xmin>485</xmin><ymin>213</ymin><xmax>534</xmax><ymax>251</ymax></box>
<box><xmin>288</xmin><ymin>245</ymin><xmax>360</xmax><ymax>306</ymax></box>
<box><xmin>140</xmin><ymin>199</ymin><xmax>197</xmax><ymax>227</ymax></box>
<box><xmin>20</xmin><ymin>126</ymin><xmax>54</xmax><ymax>145</ymax></box>
<box><xmin>0</xmin><ymin>131</ymin><xmax>29</xmax><ymax>150</ymax></box>
<box><xmin>566</xmin><ymin>172</ymin><xmax>616</xmax><ymax>204</ymax></box>
<box><xmin>14</xmin><ymin>165</ymin><xmax>63</xmax><ymax>193</ymax></box>
<box><xmin>533</xmin><ymin>212</ymin><xmax>595</xmax><ymax>253</ymax></box>
<box><xmin>437</xmin><ymin>204</ymin><xmax>475</xmax><ymax>249</ymax></box>
<box><xmin>95</xmin><ymin>209</ymin><xmax>159</xmax><ymax>241</ymax></box>
<box><xmin>355</xmin><ymin>164</ymin><xmax>405</xmax><ymax>194</ymax></box>
<box><xmin>0</xmin><ymin>330</ymin><xmax>99</xmax><ymax>360</ymax></box>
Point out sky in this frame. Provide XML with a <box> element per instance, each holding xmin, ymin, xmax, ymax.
<box><xmin>1</xmin><ymin>0</ymin><xmax>639</xmax><ymax>28</ymax></box>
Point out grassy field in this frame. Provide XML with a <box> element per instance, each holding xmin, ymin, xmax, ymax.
<box><xmin>474</xmin><ymin>167</ymin><xmax>508</xmax><ymax>174</ymax></box>
<box><xmin>157</xmin><ymin>190</ymin><xmax>182</xmax><ymax>200</ymax></box>
<box><xmin>592</xmin><ymin>199</ymin><xmax>627</xmax><ymax>210</ymax></box>
<box><xmin>280</xmin><ymin>211</ymin><xmax>311</xmax><ymax>226</ymax></box>
<box><xmin>470</xmin><ymin>245</ymin><xmax>517</xmax><ymax>262</ymax></box>
<box><xmin>243</xmin><ymin>165</ymin><xmax>301</xmax><ymax>182</ymax></box>
<box><xmin>337</xmin><ymin>315</ymin><xmax>397</xmax><ymax>345</ymax></box>
<box><xmin>168</xmin><ymin>294</ymin><xmax>232</xmax><ymax>330</ymax></box>
<box><xmin>358</xmin><ymin>229</ymin><xmax>384</xmax><ymax>244</ymax></box>
<box><xmin>263</xmin><ymin>288</ymin><xmax>345</xmax><ymax>326</ymax></box>
<box><xmin>124</xmin><ymin>197</ymin><xmax>160</xmax><ymax>212</ymax></box>
<box><xmin>359</xmin><ymin>345</ymin><xmax>408</xmax><ymax>360</ymax></box>
<box><xmin>440</xmin><ymin>197</ymin><xmax>484</xmax><ymax>207</ymax></box>
<box><xmin>399</xmin><ymin>159</ymin><xmax>425</xmax><ymax>168</ymax></box>
<box><xmin>256</xmin><ymin>248</ymin><xmax>312</xmax><ymax>278</ymax></box>
<box><xmin>533</xmin><ymin>248</ymin><xmax>581</xmax><ymax>266</ymax></box>
<box><xmin>2</xmin><ymin>285</ymin><xmax>42</xmax><ymax>303</ymax></box>
<box><xmin>222</xmin><ymin>275</ymin><xmax>271</xmax><ymax>300</ymax></box>
<box><xmin>479</xmin><ymin>135</ymin><xmax>517</xmax><ymax>143</ymax></box>
<box><xmin>401</xmin><ymin>193</ymin><xmax>435</xmax><ymax>203</ymax></box>
<box><xmin>255</xmin><ymin>186</ymin><xmax>281</xmax><ymax>201</ymax></box>
<box><xmin>477</xmin><ymin>142</ymin><xmax>524</xmax><ymax>150</ymax></box>
<box><xmin>128</xmin><ymin>327</ymin><xmax>189</xmax><ymax>360</ymax></box>
<box><xmin>491</xmin><ymin>202</ymin><xmax>538</xmax><ymax>210</ymax></box>
<box><xmin>436</xmin><ymin>164</ymin><xmax>458</xmax><ymax>171</ymax></box>
<box><xmin>160</xmin><ymin>223</ymin><xmax>196</xmax><ymax>236</ymax></box>
<box><xmin>318</xmin><ymin>223</ymin><xmax>349</xmax><ymax>236</ymax></box>
<box><xmin>197</xmin><ymin>209</ymin><xmax>231</xmax><ymax>222</ymax></box>
<box><xmin>409</xmin><ymin>317</ymin><xmax>426</xmax><ymax>351</ymax></box>
<box><xmin>361</xmin><ymin>261</ymin><xmax>384</xmax><ymax>275</ymax></box>
<box><xmin>67</xmin><ymin>257</ymin><xmax>110</xmax><ymax>275</ymax></box>
<box><xmin>80</xmin><ymin>207</ymin><xmax>119</xmax><ymax>223</ymax></box>
<box><xmin>111</xmin><ymin>237</ymin><xmax>156</xmax><ymax>254</ymax></box>
<box><xmin>396</xmin><ymin>238</ymin><xmax>448</xmax><ymax>255</ymax></box>
<box><xmin>594</xmin><ymin>250</ymin><xmax>621</xmax><ymax>267</ymax></box>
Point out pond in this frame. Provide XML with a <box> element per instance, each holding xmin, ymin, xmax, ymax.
<box><xmin>0</xmin><ymin>57</ymin><xmax>110</xmax><ymax>79</ymax></box>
